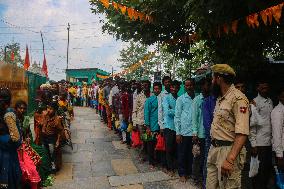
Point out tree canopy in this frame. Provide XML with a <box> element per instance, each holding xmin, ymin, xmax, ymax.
<box><xmin>90</xmin><ymin>0</ymin><xmax>284</xmax><ymax>72</ymax></box>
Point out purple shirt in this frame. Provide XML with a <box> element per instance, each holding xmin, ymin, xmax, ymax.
<box><xmin>202</xmin><ymin>96</ymin><xmax>216</xmax><ymax>138</ymax></box>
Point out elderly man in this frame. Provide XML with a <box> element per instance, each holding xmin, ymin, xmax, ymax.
<box><xmin>207</xmin><ymin>64</ymin><xmax>249</xmax><ymax>189</ymax></box>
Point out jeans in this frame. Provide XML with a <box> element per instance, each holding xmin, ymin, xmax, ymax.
<box><xmin>203</xmin><ymin>137</ymin><xmax>211</xmax><ymax>188</ymax></box>
<box><xmin>177</xmin><ymin>136</ymin><xmax>193</xmax><ymax>176</ymax></box>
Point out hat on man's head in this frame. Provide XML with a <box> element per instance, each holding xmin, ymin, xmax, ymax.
<box><xmin>211</xmin><ymin>64</ymin><xmax>236</xmax><ymax>77</ymax></box>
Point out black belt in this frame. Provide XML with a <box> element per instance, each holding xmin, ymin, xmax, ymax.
<box><xmin>211</xmin><ymin>139</ymin><xmax>233</xmax><ymax>147</ymax></box>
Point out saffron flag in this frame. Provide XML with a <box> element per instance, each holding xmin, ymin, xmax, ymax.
<box><xmin>24</xmin><ymin>45</ymin><xmax>30</xmax><ymax>70</ymax></box>
<box><xmin>42</xmin><ymin>54</ymin><xmax>48</xmax><ymax>77</ymax></box>
<box><xmin>11</xmin><ymin>50</ymin><xmax>15</xmax><ymax>62</ymax></box>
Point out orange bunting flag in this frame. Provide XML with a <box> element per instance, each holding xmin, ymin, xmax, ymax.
<box><xmin>271</xmin><ymin>3</ymin><xmax>283</xmax><ymax>24</ymax></box>
<box><xmin>118</xmin><ymin>4</ymin><xmax>127</xmax><ymax>14</ymax></box>
<box><xmin>127</xmin><ymin>8</ymin><xmax>134</xmax><ymax>20</ymax></box>
<box><xmin>260</xmin><ymin>9</ymin><xmax>270</xmax><ymax>25</ymax></box>
<box><xmin>246</xmin><ymin>13</ymin><xmax>259</xmax><ymax>28</ymax></box>
<box><xmin>133</xmin><ymin>10</ymin><xmax>139</xmax><ymax>20</ymax></box>
<box><xmin>231</xmin><ymin>20</ymin><xmax>238</xmax><ymax>34</ymax></box>
<box><xmin>138</xmin><ymin>12</ymin><xmax>145</xmax><ymax>21</ymax></box>
<box><xmin>223</xmin><ymin>24</ymin><xmax>229</xmax><ymax>34</ymax></box>
<box><xmin>112</xmin><ymin>1</ymin><xmax>118</xmax><ymax>10</ymax></box>
<box><xmin>100</xmin><ymin>0</ymin><xmax>109</xmax><ymax>9</ymax></box>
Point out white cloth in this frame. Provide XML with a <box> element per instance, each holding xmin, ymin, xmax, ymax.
<box><xmin>249</xmin><ymin>94</ymin><xmax>273</xmax><ymax>147</ymax></box>
<box><xmin>271</xmin><ymin>102</ymin><xmax>284</xmax><ymax>157</ymax></box>
<box><xmin>93</xmin><ymin>86</ymin><xmax>99</xmax><ymax>99</ymax></box>
<box><xmin>109</xmin><ymin>85</ymin><xmax>119</xmax><ymax>106</ymax></box>
<box><xmin>132</xmin><ymin>93</ymin><xmax>147</xmax><ymax>126</ymax></box>
<box><xmin>158</xmin><ymin>90</ymin><xmax>170</xmax><ymax>129</ymax></box>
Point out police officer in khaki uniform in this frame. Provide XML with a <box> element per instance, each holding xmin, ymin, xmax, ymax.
<box><xmin>206</xmin><ymin>64</ymin><xmax>249</xmax><ymax>189</ymax></box>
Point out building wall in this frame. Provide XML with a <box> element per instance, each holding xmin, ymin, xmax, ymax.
<box><xmin>66</xmin><ymin>68</ymin><xmax>110</xmax><ymax>85</ymax></box>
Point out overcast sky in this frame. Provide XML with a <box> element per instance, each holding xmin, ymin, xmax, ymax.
<box><xmin>0</xmin><ymin>0</ymin><xmax>126</xmax><ymax>80</ymax></box>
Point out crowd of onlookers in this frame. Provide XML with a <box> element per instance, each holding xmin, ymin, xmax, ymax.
<box><xmin>72</xmin><ymin>72</ymin><xmax>284</xmax><ymax>189</ymax></box>
<box><xmin>0</xmin><ymin>80</ymin><xmax>73</xmax><ymax>189</ymax></box>
<box><xmin>1</xmin><ymin>68</ymin><xmax>284</xmax><ymax>189</ymax></box>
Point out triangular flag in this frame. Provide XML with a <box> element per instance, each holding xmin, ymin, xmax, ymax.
<box><xmin>118</xmin><ymin>4</ymin><xmax>127</xmax><ymax>14</ymax></box>
<box><xmin>24</xmin><ymin>45</ymin><xmax>30</xmax><ymax>70</ymax></box>
<box><xmin>42</xmin><ymin>54</ymin><xmax>48</xmax><ymax>77</ymax></box>
<box><xmin>231</xmin><ymin>20</ymin><xmax>238</xmax><ymax>34</ymax></box>
<box><xmin>112</xmin><ymin>1</ymin><xmax>118</xmax><ymax>10</ymax></box>
<box><xmin>271</xmin><ymin>3</ymin><xmax>283</xmax><ymax>24</ymax></box>
<box><xmin>100</xmin><ymin>0</ymin><xmax>109</xmax><ymax>9</ymax></box>
<box><xmin>11</xmin><ymin>50</ymin><xmax>15</xmax><ymax>62</ymax></box>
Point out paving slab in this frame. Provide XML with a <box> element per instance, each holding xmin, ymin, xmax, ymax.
<box><xmin>92</xmin><ymin>160</ymin><xmax>116</xmax><ymax>177</ymax></box>
<box><xmin>169</xmin><ymin>179</ymin><xmax>200</xmax><ymax>189</ymax></box>
<box><xmin>118</xmin><ymin>184</ymin><xmax>144</xmax><ymax>189</ymax></box>
<box><xmin>143</xmin><ymin>181</ymin><xmax>172</xmax><ymax>189</ymax></box>
<box><xmin>63</xmin><ymin>151</ymin><xmax>92</xmax><ymax>163</ymax></box>
<box><xmin>108</xmin><ymin>171</ymin><xmax>171</xmax><ymax>187</ymax></box>
<box><xmin>54</xmin><ymin>163</ymin><xmax>73</xmax><ymax>181</ymax></box>
<box><xmin>111</xmin><ymin>159</ymin><xmax>138</xmax><ymax>176</ymax></box>
<box><xmin>112</xmin><ymin>141</ymin><xmax>129</xmax><ymax>150</ymax></box>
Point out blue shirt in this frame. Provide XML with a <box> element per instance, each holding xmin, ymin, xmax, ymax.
<box><xmin>202</xmin><ymin>96</ymin><xmax>216</xmax><ymax>138</ymax></box>
<box><xmin>192</xmin><ymin>94</ymin><xmax>205</xmax><ymax>138</ymax></box>
<box><xmin>163</xmin><ymin>94</ymin><xmax>178</xmax><ymax>131</ymax></box>
<box><xmin>174</xmin><ymin>93</ymin><xmax>194</xmax><ymax>136</ymax></box>
<box><xmin>144</xmin><ymin>95</ymin><xmax>159</xmax><ymax>132</ymax></box>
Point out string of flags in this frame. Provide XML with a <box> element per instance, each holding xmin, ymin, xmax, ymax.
<box><xmin>211</xmin><ymin>2</ymin><xmax>284</xmax><ymax>37</ymax></box>
<box><xmin>96</xmin><ymin>51</ymin><xmax>156</xmax><ymax>79</ymax></box>
<box><xmin>99</xmin><ymin>0</ymin><xmax>154</xmax><ymax>23</ymax></box>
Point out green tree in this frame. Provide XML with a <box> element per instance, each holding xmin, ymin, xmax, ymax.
<box><xmin>0</xmin><ymin>42</ymin><xmax>23</xmax><ymax>65</ymax></box>
<box><xmin>118</xmin><ymin>41</ymin><xmax>156</xmax><ymax>80</ymax></box>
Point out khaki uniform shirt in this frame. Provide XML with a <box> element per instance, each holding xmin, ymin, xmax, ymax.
<box><xmin>211</xmin><ymin>85</ymin><xmax>249</xmax><ymax>142</ymax></box>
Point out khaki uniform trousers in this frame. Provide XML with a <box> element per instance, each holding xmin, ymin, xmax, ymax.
<box><xmin>206</xmin><ymin>145</ymin><xmax>246</xmax><ymax>189</ymax></box>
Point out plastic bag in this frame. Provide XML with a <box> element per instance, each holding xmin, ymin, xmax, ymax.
<box><xmin>249</xmin><ymin>156</ymin><xmax>260</xmax><ymax>178</ymax></box>
<box><xmin>192</xmin><ymin>144</ymin><xmax>200</xmax><ymax>157</ymax></box>
<box><xmin>127</xmin><ymin>123</ymin><xmax>133</xmax><ymax>132</ymax></box>
<box><xmin>120</xmin><ymin>121</ymin><xmax>128</xmax><ymax>131</ymax></box>
<box><xmin>131</xmin><ymin>130</ymin><xmax>142</xmax><ymax>147</ymax></box>
<box><xmin>155</xmin><ymin>134</ymin><xmax>166</xmax><ymax>151</ymax></box>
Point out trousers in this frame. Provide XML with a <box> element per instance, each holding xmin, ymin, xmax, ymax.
<box><xmin>177</xmin><ymin>136</ymin><xmax>193</xmax><ymax>176</ymax></box>
<box><xmin>206</xmin><ymin>145</ymin><xmax>246</xmax><ymax>189</ymax></box>
<box><xmin>164</xmin><ymin>128</ymin><xmax>176</xmax><ymax>171</ymax></box>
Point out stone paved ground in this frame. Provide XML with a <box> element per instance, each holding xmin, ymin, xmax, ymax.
<box><xmin>48</xmin><ymin>107</ymin><xmax>199</xmax><ymax>189</ymax></box>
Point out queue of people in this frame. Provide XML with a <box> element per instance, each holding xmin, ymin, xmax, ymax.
<box><xmin>0</xmin><ymin>79</ymin><xmax>73</xmax><ymax>189</ymax></box>
<box><xmin>86</xmin><ymin>64</ymin><xmax>284</xmax><ymax>189</ymax></box>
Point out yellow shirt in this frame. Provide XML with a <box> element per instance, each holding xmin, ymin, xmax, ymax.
<box><xmin>211</xmin><ymin>85</ymin><xmax>249</xmax><ymax>142</ymax></box>
<box><xmin>98</xmin><ymin>89</ymin><xmax>105</xmax><ymax>106</ymax></box>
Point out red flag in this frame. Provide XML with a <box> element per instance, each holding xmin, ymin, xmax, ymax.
<box><xmin>11</xmin><ymin>50</ymin><xmax>15</xmax><ymax>62</ymax></box>
<box><xmin>24</xmin><ymin>45</ymin><xmax>30</xmax><ymax>70</ymax></box>
<box><xmin>42</xmin><ymin>54</ymin><xmax>48</xmax><ymax>77</ymax></box>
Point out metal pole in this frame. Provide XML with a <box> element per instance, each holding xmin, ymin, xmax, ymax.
<box><xmin>4</xmin><ymin>46</ymin><xmax>6</xmax><ymax>62</ymax></box>
<box><xmin>67</xmin><ymin>23</ymin><xmax>70</xmax><ymax>70</ymax></box>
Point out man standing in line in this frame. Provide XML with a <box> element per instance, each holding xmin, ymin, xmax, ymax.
<box><xmin>202</xmin><ymin>78</ymin><xmax>216</xmax><ymax>188</ymax></box>
<box><xmin>163</xmin><ymin>80</ymin><xmax>181</xmax><ymax>176</ymax></box>
<box><xmin>103</xmin><ymin>79</ymin><xmax>112</xmax><ymax>129</ymax></box>
<box><xmin>271</xmin><ymin>87</ymin><xmax>284</xmax><ymax>171</ymax></box>
<box><xmin>174</xmin><ymin>78</ymin><xmax>195</xmax><ymax>182</ymax></box>
<box><xmin>207</xmin><ymin>64</ymin><xmax>249</xmax><ymax>188</ymax></box>
<box><xmin>249</xmin><ymin>80</ymin><xmax>273</xmax><ymax>189</ymax></box>
<box><xmin>158</xmin><ymin>76</ymin><xmax>172</xmax><ymax>133</ymax></box>
<box><xmin>144</xmin><ymin>82</ymin><xmax>162</xmax><ymax>167</ymax></box>
<box><xmin>132</xmin><ymin>80</ymin><xmax>151</xmax><ymax>161</ymax></box>
<box><xmin>192</xmin><ymin>77</ymin><xmax>211</xmax><ymax>184</ymax></box>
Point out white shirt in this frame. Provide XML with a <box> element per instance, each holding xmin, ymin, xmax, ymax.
<box><xmin>158</xmin><ymin>90</ymin><xmax>170</xmax><ymax>129</ymax></box>
<box><xmin>132</xmin><ymin>92</ymin><xmax>147</xmax><ymax>126</ymax></box>
<box><xmin>108</xmin><ymin>85</ymin><xmax>119</xmax><ymax>106</ymax></box>
<box><xmin>271</xmin><ymin>102</ymin><xmax>284</xmax><ymax>157</ymax></box>
<box><xmin>249</xmin><ymin>94</ymin><xmax>273</xmax><ymax>147</ymax></box>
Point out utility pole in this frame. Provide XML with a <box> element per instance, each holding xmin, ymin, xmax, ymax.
<box><xmin>112</xmin><ymin>66</ymin><xmax>114</xmax><ymax>78</ymax></box>
<box><xmin>67</xmin><ymin>23</ymin><xmax>70</xmax><ymax>70</ymax></box>
<box><xmin>40</xmin><ymin>31</ymin><xmax>45</xmax><ymax>67</ymax></box>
